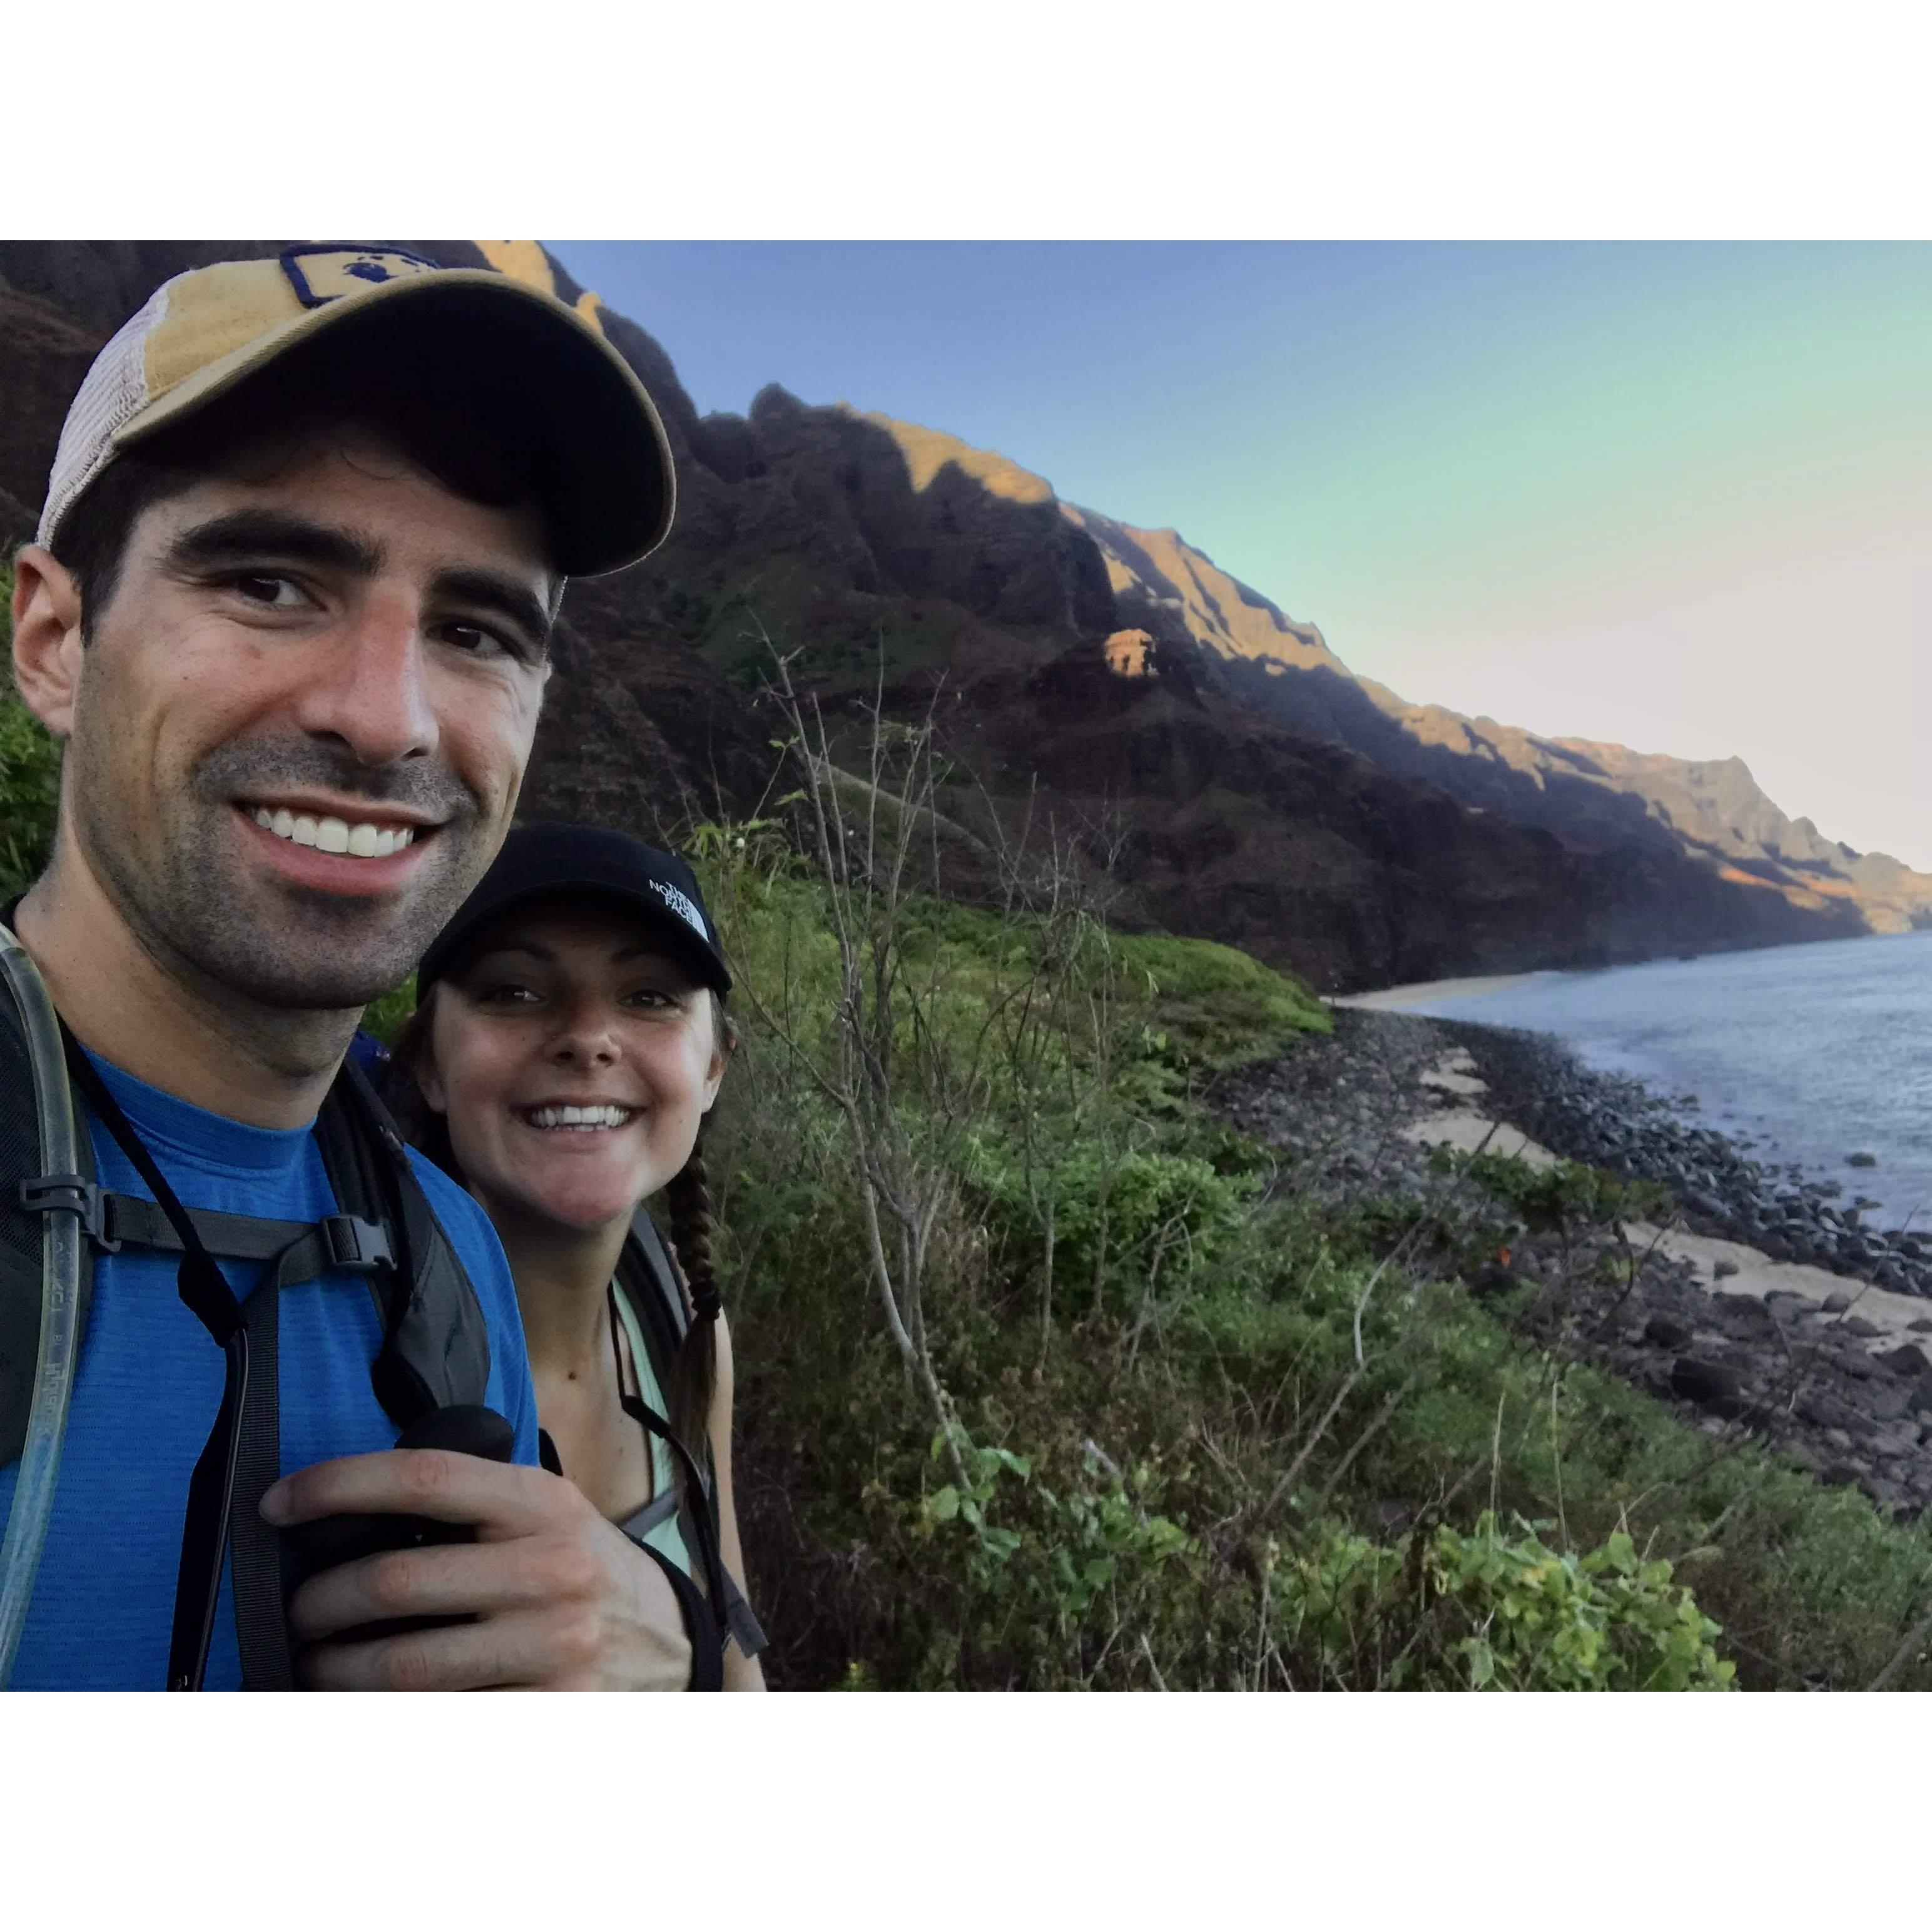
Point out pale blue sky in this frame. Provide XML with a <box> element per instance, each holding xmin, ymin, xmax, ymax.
<box><xmin>552</xmin><ymin>242</ymin><xmax>1932</xmax><ymax>867</ymax></box>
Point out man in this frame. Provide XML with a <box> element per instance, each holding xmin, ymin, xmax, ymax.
<box><xmin>2</xmin><ymin>245</ymin><xmax>706</xmax><ymax>1689</ymax></box>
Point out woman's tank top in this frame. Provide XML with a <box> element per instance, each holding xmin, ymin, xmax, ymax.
<box><xmin>610</xmin><ymin>1278</ymin><xmax>695</xmax><ymax>1579</ymax></box>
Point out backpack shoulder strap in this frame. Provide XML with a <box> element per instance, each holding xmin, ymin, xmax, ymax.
<box><xmin>621</xmin><ymin>1208</ymin><xmax>689</xmax><ymax>1366</ymax></box>
<box><xmin>313</xmin><ymin>1057</ymin><xmax>493</xmax><ymax>1429</ymax></box>
<box><xmin>613</xmin><ymin>1214</ymin><xmax>766</xmax><ymax>1659</ymax></box>
<box><xmin>1</xmin><ymin>955</ymin><xmax>496</xmax><ymax>1460</ymax></box>
<box><xmin>0</xmin><ymin>969</ymin><xmax>96</xmax><ymax>1468</ymax></box>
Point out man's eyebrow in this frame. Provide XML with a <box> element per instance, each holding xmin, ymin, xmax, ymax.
<box><xmin>430</xmin><ymin>566</ymin><xmax>557</xmax><ymax>656</ymax></box>
<box><xmin>161</xmin><ymin>509</ymin><xmax>384</xmax><ymax>579</ymax></box>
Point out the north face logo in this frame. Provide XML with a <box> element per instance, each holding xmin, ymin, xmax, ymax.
<box><xmin>648</xmin><ymin>879</ymin><xmax>708</xmax><ymax>940</ymax></box>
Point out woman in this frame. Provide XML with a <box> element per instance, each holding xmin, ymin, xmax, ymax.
<box><xmin>390</xmin><ymin>821</ymin><xmax>765</xmax><ymax>1690</ymax></box>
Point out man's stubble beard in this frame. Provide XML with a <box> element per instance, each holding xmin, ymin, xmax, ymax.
<box><xmin>73</xmin><ymin>725</ymin><xmax>497</xmax><ymax>1015</ymax></box>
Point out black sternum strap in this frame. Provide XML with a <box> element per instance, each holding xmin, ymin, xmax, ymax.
<box><xmin>42</xmin><ymin>1047</ymin><xmax>402</xmax><ymax>1691</ymax></box>
<box><xmin>18</xmin><ymin>1178</ymin><xmax>392</xmax><ymax>1288</ymax></box>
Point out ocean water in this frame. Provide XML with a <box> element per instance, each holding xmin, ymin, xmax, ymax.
<box><xmin>1408</xmin><ymin>932</ymin><xmax>1932</xmax><ymax>1231</ymax></box>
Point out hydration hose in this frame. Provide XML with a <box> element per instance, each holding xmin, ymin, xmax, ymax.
<box><xmin>0</xmin><ymin>920</ymin><xmax>85</xmax><ymax>1686</ymax></box>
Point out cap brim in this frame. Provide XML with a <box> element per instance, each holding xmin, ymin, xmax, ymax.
<box><xmin>115</xmin><ymin>270</ymin><xmax>674</xmax><ymax>576</ymax></box>
<box><xmin>419</xmin><ymin>880</ymin><xmax>732</xmax><ymax>1001</ymax></box>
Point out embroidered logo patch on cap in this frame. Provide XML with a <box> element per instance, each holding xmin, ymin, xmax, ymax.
<box><xmin>280</xmin><ymin>245</ymin><xmax>443</xmax><ymax>309</ymax></box>
<box><xmin>648</xmin><ymin>878</ymin><xmax>709</xmax><ymax>940</ymax></box>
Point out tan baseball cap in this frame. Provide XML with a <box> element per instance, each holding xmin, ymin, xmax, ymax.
<box><xmin>36</xmin><ymin>244</ymin><xmax>677</xmax><ymax>577</ymax></box>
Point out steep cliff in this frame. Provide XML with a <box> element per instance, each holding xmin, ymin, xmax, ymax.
<box><xmin>1076</xmin><ymin>499</ymin><xmax>1932</xmax><ymax>933</ymax></box>
<box><xmin>0</xmin><ymin>240</ymin><xmax>1896</xmax><ymax>989</ymax></box>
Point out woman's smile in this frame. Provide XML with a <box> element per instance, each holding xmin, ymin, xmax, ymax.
<box><xmin>515</xmin><ymin>1100</ymin><xmax>641</xmax><ymax>1132</ymax></box>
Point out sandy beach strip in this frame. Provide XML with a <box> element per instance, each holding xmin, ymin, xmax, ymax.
<box><xmin>1398</xmin><ymin>1049</ymin><xmax>1932</xmax><ymax>1350</ymax></box>
<box><xmin>1332</xmin><ymin>974</ymin><xmax>1538</xmax><ymax>1012</ymax></box>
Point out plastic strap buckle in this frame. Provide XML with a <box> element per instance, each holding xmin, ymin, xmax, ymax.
<box><xmin>19</xmin><ymin>1172</ymin><xmax>118</xmax><ymax>1251</ymax></box>
<box><xmin>322</xmin><ymin>1214</ymin><xmax>394</xmax><ymax>1273</ymax></box>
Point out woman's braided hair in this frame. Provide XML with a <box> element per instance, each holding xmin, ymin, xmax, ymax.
<box><xmin>661</xmin><ymin>1136</ymin><xmax>722</xmax><ymax>1458</ymax></box>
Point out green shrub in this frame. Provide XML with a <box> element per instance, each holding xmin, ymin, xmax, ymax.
<box><xmin>0</xmin><ymin>564</ymin><xmax>62</xmax><ymax>899</ymax></box>
<box><xmin>965</xmin><ymin>1131</ymin><xmax>1260</xmax><ymax>1307</ymax></box>
<box><xmin>360</xmin><ymin>976</ymin><xmax>417</xmax><ymax>1044</ymax></box>
<box><xmin>1436</xmin><ymin>1146</ymin><xmax>1675</xmax><ymax>1242</ymax></box>
<box><xmin>1276</xmin><ymin>1511</ymin><xmax>1734</xmax><ymax>1690</ymax></box>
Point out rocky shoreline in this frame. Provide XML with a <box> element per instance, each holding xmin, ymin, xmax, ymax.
<box><xmin>1433</xmin><ymin>1017</ymin><xmax>1932</xmax><ymax>1297</ymax></box>
<box><xmin>1218</xmin><ymin>1008</ymin><xmax>1932</xmax><ymax>1522</ymax></box>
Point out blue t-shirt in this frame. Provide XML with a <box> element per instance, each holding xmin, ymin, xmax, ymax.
<box><xmin>0</xmin><ymin>1052</ymin><xmax>537</xmax><ymax>1690</ymax></box>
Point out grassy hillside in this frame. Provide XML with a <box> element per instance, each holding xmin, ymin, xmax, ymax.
<box><xmin>692</xmin><ymin>801</ymin><xmax>1932</xmax><ymax>1689</ymax></box>
<box><xmin>643</xmin><ymin>689</ymin><xmax>1932</xmax><ymax>1689</ymax></box>
<box><xmin>4</xmin><ymin>584</ymin><xmax>1929</xmax><ymax>1687</ymax></box>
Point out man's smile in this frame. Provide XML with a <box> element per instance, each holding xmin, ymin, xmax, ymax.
<box><xmin>243</xmin><ymin>794</ymin><xmax>430</xmax><ymax>860</ymax></box>
<box><xmin>234</xmin><ymin>800</ymin><xmax>442</xmax><ymax>892</ymax></box>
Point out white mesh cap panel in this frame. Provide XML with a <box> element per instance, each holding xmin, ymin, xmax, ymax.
<box><xmin>34</xmin><ymin>280</ymin><xmax>174</xmax><ymax>550</ymax></box>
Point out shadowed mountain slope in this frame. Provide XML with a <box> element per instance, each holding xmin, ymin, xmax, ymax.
<box><xmin>1070</xmin><ymin>501</ymin><xmax>1932</xmax><ymax>934</ymax></box>
<box><xmin>0</xmin><ymin>241</ymin><xmax>1901</xmax><ymax>989</ymax></box>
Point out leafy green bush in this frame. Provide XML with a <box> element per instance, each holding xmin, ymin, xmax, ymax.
<box><xmin>0</xmin><ymin>564</ymin><xmax>62</xmax><ymax>899</ymax></box>
<box><xmin>1426</xmin><ymin>1513</ymin><xmax>1734</xmax><ymax>1690</ymax></box>
<box><xmin>1436</xmin><ymin>1146</ymin><xmax>1674</xmax><ymax>1241</ymax></box>
<box><xmin>903</xmin><ymin>1431</ymin><xmax>1201</xmax><ymax>1687</ymax></box>
<box><xmin>1109</xmin><ymin>931</ymin><xmax>1329</xmax><ymax>1070</ymax></box>
<box><xmin>360</xmin><ymin>975</ymin><xmax>417</xmax><ymax>1044</ymax></box>
<box><xmin>965</xmin><ymin>1131</ymin><xmax>1260</xmax><ymax>1308</ymax></box>
<box><xmin>1275</xmin><ymin>1511</ymin><xmax>1734</xmax><ymax>1689</ymax></box>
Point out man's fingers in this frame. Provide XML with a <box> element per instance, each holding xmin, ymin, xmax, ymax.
<box><xmin>298</xmin><ymin>1606</ymin><xmax>608</xmax><ymax>1692</ymax></box>
<box><xmin>286</xmin><ymin>1532</ymin><xmax>606</xmax><ymax>1645</ymax></box>
<box><xmin>268</xmin><ymin>1467</ymin><xmax>698</xmax><ymax>1690</ymax></box>
<box><xmin>262</xmin><ymin>1446</ymin><xmax>579</xmax><ymax>1537</ymax></box>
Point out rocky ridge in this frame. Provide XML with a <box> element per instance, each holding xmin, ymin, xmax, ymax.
<box><xmin>1081</xmin><ymin>508</ymin><xmax>1932</xmax><ymax>935</ymax></box>
<box><xmin>0</xmin><ymin>239</ymin><xmax>1913</xmax><ymax>987</ymax></box>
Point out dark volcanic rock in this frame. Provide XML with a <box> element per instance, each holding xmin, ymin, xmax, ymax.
<box><xmin>1224</xmin><ymin>1009</ymin><xmax>1932</xmax><ymax>1522</ymax></box>
<box><xmin>1435</xmin><ymin>1017</ymin><xmax>1932</xmax><ymax>1303</ymax></box>
<box><xmin>1670</xmin><ymin>1358</ymin><xmax>1749</xmax><ymax>1418</ymax></box>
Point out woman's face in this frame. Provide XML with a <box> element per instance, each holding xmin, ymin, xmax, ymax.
<box><xmin>417</xmin><ymin>898</ymin><xmax>728</xmax><ymax>1236</ymax></box>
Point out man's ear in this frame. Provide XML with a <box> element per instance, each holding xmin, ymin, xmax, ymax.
<box><xmin>407</xmin><ymin>990</ymin><xmax>451</xmax><ymax>1115</ymax></box>
<box><xmin>11</xmin><ymin>546</ymin><xmax>85</xmax><ymax>740</ymax></box>
<box><xmin>415</xmin><ymin>1047</ymin><xmax>449</xmax><ymax>1116</ymax></box>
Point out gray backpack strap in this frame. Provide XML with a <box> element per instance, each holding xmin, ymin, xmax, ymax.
<box><xmin>626</xmin><ymin>1209</ymin><xmax>689</xmax><ymax>1351</ymax></box>
<box><xmin>618</xmin><ymin>1487</ymin><xmax>682</xmax><ymax>1543</ymax></box>
<box><xmin>0</xmin><ymin>992</ymin><xmax>95</xmax><ymax>1469</ymax></box>
<box><xmin>314</xmin><ymin>1060</ymin><xmax>493</xmax><ymax>1424</ymax></box>
<box><xmin>88</xmin><ymin>1193</ymin><xmax>392</xmax><ymax>1280</ymax></box>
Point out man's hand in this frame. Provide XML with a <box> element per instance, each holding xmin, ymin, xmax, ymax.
<box><xmin>262</xmin><ymin>1448</ymin><xmax>693</xmax><ymax>1690</ymax></box>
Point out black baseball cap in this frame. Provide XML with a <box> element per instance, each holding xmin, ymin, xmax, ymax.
<box><xmin>415</xmin><ymin>821</ymin><xmax>731</xmax><ymax>999</ymax></box>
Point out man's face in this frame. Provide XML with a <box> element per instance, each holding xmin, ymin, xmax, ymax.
<box><xmin>58</xmin><ymin>430</ymin><xmax>556</xmax><ymax>1012</ymax></box>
